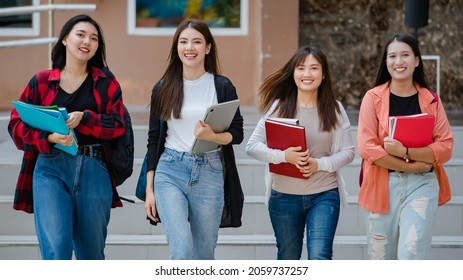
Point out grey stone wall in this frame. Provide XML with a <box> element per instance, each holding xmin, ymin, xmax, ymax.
<box><xmin>299</xmin><ymin>0</ymin><xmax>463</xmax><ymax>123</ymax></box>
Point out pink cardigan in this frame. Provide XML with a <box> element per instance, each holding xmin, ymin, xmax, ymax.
<box><xmin>357</xmin><ymin>83</ymin><xmax>453</xmax><ymax>213</ymax></box>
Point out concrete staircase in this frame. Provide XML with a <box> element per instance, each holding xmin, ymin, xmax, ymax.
<box><xmin>0</xmin><ymin>107</ymin><xmax>462</xmax><ymax>260</ymax></box>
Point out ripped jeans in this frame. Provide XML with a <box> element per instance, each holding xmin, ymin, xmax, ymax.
<box><xmin>365</xmin><ymin>171</ymin><xmax>438</xmax><ymax>260</ymax></box>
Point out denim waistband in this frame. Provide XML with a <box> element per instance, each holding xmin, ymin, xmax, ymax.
<box><xmin>163</xmin><ymin>147</ymin><xmax>221</xmax><ymax>162</ymax></box>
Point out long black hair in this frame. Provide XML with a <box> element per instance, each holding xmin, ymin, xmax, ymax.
<box><xmin>374</xmin><ymin>33</ymin><xmax>428</xmax><ymax>88</ymax></box>
<box><xmin>51</xmin><ymin>14</ymin><xmax>107</xmax><ymax>70</ymax></box>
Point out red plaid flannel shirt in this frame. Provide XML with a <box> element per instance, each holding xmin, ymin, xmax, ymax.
<box><xmin>8</xmin><ymin>67</ymin><xmax>125</xmax><ymax>213</ymax></box>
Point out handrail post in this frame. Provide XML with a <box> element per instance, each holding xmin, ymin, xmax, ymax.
<box><xmin>48</xmin><ymin>0</ymin><xmax>54</xmax><ymax>69</ymax></box>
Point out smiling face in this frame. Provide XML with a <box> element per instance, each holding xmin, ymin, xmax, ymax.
<box><xmin>62</xmin><ymin>21</ymin><xmax>99</xmax><ymax>65</ymax></box>
<box><xmin>293</xmin><ymin>54</ymin><xmax>323</xmax><ymax>95</ymax></box>
<box><xmin>177</xmin><ymin>27</ymin><xmax>211</xmax><ymax>71</ymax></box>
<box><xmin>386</xmin><ymin>39</ymin><xmax>419</xmax><ymax>82</ymax></box>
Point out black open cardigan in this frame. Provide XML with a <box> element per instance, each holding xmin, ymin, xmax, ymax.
<box><xmin>147</xmin><ymin>75</ymin><xmax>244</xmax><ymax>228</ymax></box>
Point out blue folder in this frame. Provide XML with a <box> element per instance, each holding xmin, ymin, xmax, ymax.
<box><xmin>12</xmin><ymin>101</ymin><xmax>78</xmax><ymax>155</ymax></box>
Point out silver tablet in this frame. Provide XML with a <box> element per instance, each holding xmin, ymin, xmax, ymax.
<box><xmin>189</xmin><ymin>99</ymin><xmax>240</xmax><ymax>155</ymax></box>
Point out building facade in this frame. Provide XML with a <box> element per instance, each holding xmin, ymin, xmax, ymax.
<box><xmin>1</xmin><ymin>0</ymin><xmax>461</xmax><ymax>123</ymax></box>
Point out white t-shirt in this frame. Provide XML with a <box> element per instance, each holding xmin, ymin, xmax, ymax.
<box><xmin>165</xmin><ymin>72</ymin><xmax>217</xmax><ymax>152</ymax></box>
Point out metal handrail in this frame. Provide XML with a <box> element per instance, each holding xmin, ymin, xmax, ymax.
<box><xmin>422</xmin><ymin>55</ymin><xmax>441</xmax><ymax>95</ymax></box>
<box><xmin>0</xmin><ymin>37</ymin><xmax>57</xmax><ymax>48</ymax></box>
<box><xmin>0</xmin><ymin>4</ymin><xmax>97</xmax><ymax>16</ymax></box>
<box><xmin>0</xmin><ymin>4</ymin><xmax>97</xmax><ymax>49</ymax></box>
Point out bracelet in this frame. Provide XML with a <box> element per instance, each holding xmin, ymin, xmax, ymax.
<box><xmin>403</xmin><ymin>147</ymin><xmax>410</xmax><ymax>163</ymax></box>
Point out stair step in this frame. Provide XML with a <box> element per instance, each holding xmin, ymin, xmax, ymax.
<box><xmin>1</xmin><ymin>234</ymin><xmax>462</xmax><ymax>260</ymax></box>
<box><xmin>2</xmin><ymin>158</ymin><xmax>463</xmax><ymax>196</ymax></box>
<box><xmin>2</xmin><ymin>194</ymin><xmax>463</xmax><ymax>237</ymax></box>
<box><xmin>1</xmin><ymin>234</ymin><xmax>462</xmax><ymax>247</ymax></box>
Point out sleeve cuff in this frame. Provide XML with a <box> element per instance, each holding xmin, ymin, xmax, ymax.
<box><xmin>81</xmin><ymin>111</ymin><xmax>90</xmax><ymax>124</ymax></box>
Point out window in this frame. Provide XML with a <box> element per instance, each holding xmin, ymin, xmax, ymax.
<box><xmin>0</xmin><ymin>0</ymin><xmax>40</xmax><ymax>37</ymax></box>
<box><xmin>128</xmin><ymin>0</ymin><xmax>248</xmax><ymax>36</ymax></box>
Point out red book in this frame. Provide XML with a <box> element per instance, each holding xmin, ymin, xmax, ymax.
<box><xmin>265</xmin><ymin>118</ymin><xmax>308</xmax><ymax>179</ymax></box>
<box><xmin>389</xmin><ymin>113</ymin><xmax>435</xmax><ymax>147</ymax></box>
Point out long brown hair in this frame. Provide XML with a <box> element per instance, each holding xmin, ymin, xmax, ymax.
<box><xmin>151</xmin><ymin>19</ymin><xmax>220</xmax><ymax>120</ymax></box>
<box><xmin>259</xmin><ymin>46</ymin><xmax>340</xmax><ymax>132</ymax></box>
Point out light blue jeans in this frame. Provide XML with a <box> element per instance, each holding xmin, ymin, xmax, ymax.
<box><xmin>365</xmin><ymin>171</ymin><xmax>439</xmax><ymax>260</ymax></box>
<box><xmin>33</xmin><ymin>147</ymin><xmax>113</xmax><ymax>260</ymax></box>
<box><xmin>268</xmin><ymin>188</ymin><xmax>340</xmax><ymax>260</ymax></box>
<box><xmin>154</xmin><ymin>148</ymin><xmax>224</xmax><ymax>260</ymax></box>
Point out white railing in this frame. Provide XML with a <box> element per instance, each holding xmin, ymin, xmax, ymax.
<box><xmin>422</xmin><ymin>55</ymin><xmax>441</xmax><ymax>95</ymax></box>
<box><xmin>0</xmin><ymin>4</ymin><xmax>97</xmax><ymax>16</ymax></box>
<box><xmin>0</xmin><ymin>3</ymin><xmax>97</xmax><ymax>49</ymax></box>
<box><xmin>0</xmin><ymin>37</ymin><xmax>57</xmax><ymax>48</ymax></box>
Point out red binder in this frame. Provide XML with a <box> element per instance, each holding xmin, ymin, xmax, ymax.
<box><xmin>389</xmin><ymin>113</ymin><xmax>435</xmax><ymax>147</ymax></box>
<box><xmin>265</xmin><ymin>118</ymin><xmax>308</xmax><ymax>179</ymax></box>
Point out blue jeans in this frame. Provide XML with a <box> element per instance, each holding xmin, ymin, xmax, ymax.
<box><xmin>268</xmin><ymin>188</ymin><xmax>340</xmax><ymax>260</ymax></box>
<box><xmin>154</xmin><ymin>148</ymin><xmax>224</xmax><ymax>260</ymax></box>
<box><xmin>365</xmin><ymin>171</ymin><xmax>438</xmax><ymax>260</ymax></box>
<box><xmin>33</xmin><ymin>147</ymin><xmax>113</xmax><ymax>260</ymax></box>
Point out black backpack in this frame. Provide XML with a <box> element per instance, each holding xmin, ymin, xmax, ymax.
<box><xmin>102</xmin><ymin>105</ymin><xmax>134</xmax><ymax>186</ymax></box>
<box><xmin>98</xmin><ymin>71</ymin><xmax>134</xmax><ymax>186</ymax></box>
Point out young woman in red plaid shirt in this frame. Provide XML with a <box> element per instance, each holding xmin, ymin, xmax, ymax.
<box><xmin>8</xmin><ymin>14</ymin><xmax>125</xmax><ymax>260</ymax></box>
